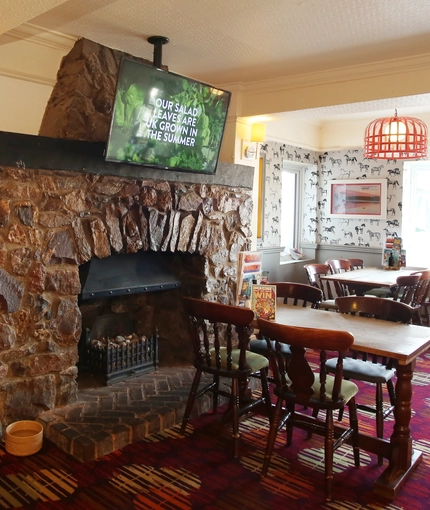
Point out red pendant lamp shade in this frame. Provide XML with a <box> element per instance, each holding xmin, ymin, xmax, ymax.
<box><xmin>364</xmin><ymin>111</ymin><xmax>428</xmax><ymax>160</ymax></box>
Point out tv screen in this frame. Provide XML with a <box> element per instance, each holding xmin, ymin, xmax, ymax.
<box><xmin>105</xmin><ymin>58</ymin><xmax>231</xmax><ymax>174</ymax></box>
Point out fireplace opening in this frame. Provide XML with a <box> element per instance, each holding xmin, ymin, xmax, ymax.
<box><xmin>78</xmin><ymin>251</ymin><xmax>180</xmax><ymax>387</ymax></box>
<box><xmin>77</xmin><ymin>251</ymin><xmax>207</xmax><ymax>388</ymax></box>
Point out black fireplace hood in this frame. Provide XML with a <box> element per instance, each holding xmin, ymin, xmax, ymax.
<box><xmin>79</xmin><ymin>251</ymin><xmax>181</xmax><ymax>300</ymax></box>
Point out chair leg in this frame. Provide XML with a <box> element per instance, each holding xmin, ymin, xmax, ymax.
<box><xmin>306</xmin><ymin>406</ymin><xmax>319</xmax><ymax>439</ymax></box>
<box><xmin>181</xmin><ymin>369</ymin><xmax>202</xmax><ymax>434</ymax></box>
<box><xmin>375</xmin><ymin>383</ymin><xmax>384</xmax><ymax>465</ymax></box>
<box><xmin>261</xmin><ymin>397</ymin><xmax>284</xmax><ymax>477</ymax></box>
<box><xmin>412</xmin><ymin>308</ymin><xmax>422</xmax><ymax>325</ymax></box>
<box><xmin>286</xmin><ymin>404</ymin><xmax>294</xmax><ymax>446</ymax></box>
<box><xmin>348</xmin><ymin>397</ymin><xmax>360</xmax><ymax>467</ymax></box>
<box><xmin>260</xmin><ymin>367</ymin><xmax>273</xmax><ymax>419</ymax></box>
<box><xmin>325</xmin><ymin>409</ymin><xmax>334</xmax><ymax>502</ymax></box>
<box><xmin>212</xmin><ymin>375</ymin><xmax>220</xmax><ymax>413</ymax></box>
<box><xmin>423</xmin><ymin>303</ymin><xmax>430</xmax><ymax>326</ymax></box>
<box><xmin>231</xmin><ymin>378</ymin><xmax>240</xmax><ymax>458</ymax></box>
<box><xmin>387</xmin><ymin>379</ymin><xmax>396</xmax><ymax>408</ymax></box>
<box><xmin>337</xmin><ymin>378</ymin><xmax>351</xmax><ymax>422</ymax></box>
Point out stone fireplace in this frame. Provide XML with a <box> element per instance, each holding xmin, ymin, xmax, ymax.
<box><xmin>0</xmin><ymin>38</ymin><xmax>254</xmax><ymax>434</ymax></box>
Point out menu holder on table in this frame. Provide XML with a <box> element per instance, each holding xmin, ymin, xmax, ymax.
<box><xmin>236</xmin><ymin>251</ymin><xmax>263</xmax><ymax>306</ymax></box>
<box><xmin>382</xmin><ymin>236</ymin><xmax>405</xmax><ymax>270</ymax></box>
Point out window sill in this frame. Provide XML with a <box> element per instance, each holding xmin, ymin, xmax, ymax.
<box><xmin>280</xmin><ymin>258</ymin><xmax>312</xmax><ymax>266</ymax></box>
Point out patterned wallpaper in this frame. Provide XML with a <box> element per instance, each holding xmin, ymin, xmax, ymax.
<box><xmin>259</xmin><ymin>142</ymin><xmax>403</xmax><ymax>250</ymax></box>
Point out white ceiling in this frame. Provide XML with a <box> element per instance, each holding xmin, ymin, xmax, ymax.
<box><xmin>3</xmin><ymin>0</ymin><xmax>430</xmax><ymax>121</ymax></box>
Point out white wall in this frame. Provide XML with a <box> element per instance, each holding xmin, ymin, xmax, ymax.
<box><xmin>266</xmin><ymin>117</ymin><xmax>321</xmax><ymax>150</ymax></box>
<box><xmin>0</xmin><ymin>24</ymin><xmax>75</xmax><ymax>135</ymax></box>
<box><xmin>0</xmin><ymin>75</ymin><xmax>53</xmax><ymax>134</ymax></box>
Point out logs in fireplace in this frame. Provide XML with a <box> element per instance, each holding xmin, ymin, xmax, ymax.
<box><xmin>81</xmin><ymin>312</ymin><xmax>158</xmax><ymax>385</ymax></box>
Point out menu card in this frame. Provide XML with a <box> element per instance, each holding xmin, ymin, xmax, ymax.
<box><xmin>250</xmin><ymin>284</ymin><xmax>277</xmax><ymax>320</ymax></box>
<box><xmin>382</xmin><ymin>236</ymin><xmax>406</xmax><ymax>269</ymax></box>
<box><xmin>236</xmin><ymin>251</ymin><xmax>263</xmax><ymax>305</ymax></box>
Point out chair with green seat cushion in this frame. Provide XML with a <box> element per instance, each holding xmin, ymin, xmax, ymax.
<box><xmin>181</xmin><ymin>297</ymin><xmax>272</xmax><ymax>458</ymax></box>
<box><xmin>369</xmin><ymin>273</ymin><xmax>420</xmax><ymax>301</ymax></box>
<box><xmin>257</xmin><ymin>318</ymin><xmax>360</xmax><ymax>502</ymax></box>
<box><xmin>325</xmin><ymin>296</ymin><xmax>414</xmax><ymax>464</ymax></box>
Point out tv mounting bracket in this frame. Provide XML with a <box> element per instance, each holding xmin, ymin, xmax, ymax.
<box><xmin>147</xmin><ymin>35</ymin><xmax>169</xmax><ymax>68</ymax></box>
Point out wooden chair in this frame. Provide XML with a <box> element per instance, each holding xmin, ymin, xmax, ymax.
<box><xmin>391</xmin><ymin>274</ymin><xmax>420</xmax><ymax>305</ymax></box>
<box><xmin>411</xmin><ymin>270</ymin><xmax>430</xmax><ymax>324</ymax></box>
<box><xmin>257</xmin><ymin>318</ymin><xmax>360</xmax><ymax>502</ymax></box>
<box><xmin>181</xmin><ymin>297</ymin><xmax>272</xmax><ymax>457</ymax></box>
<box><xmin>326</xmin><ymin>258</ymin><xmax>353</xmax><ymax>273</ymax></box>
<box><xmin>249</xmin><ymin>282</ymin><xmax>323</xmax><ymax>358</ymax></box>
<box><xmin>303</xmin><ymin>263</ymin><xmax>339</xmax><ymax>310</ymax></box>
<box><xmin>348</xmin><ymin>258</ymin><xmax>364</xmax><ymax>269</ymax></box>
<box><xmin>270</xmin><ymin>282</ymin><xmax>323</xmax><ymax>307</ymax></box>
<box><xmin>326</xmin><ymin>296</ymin><xmax>414</xmax><ymax>464</ymax></box>
<box><xmin>325</xmin><ymin>258</ymin><xmax>354</xmax><ymax>296</ymax></box>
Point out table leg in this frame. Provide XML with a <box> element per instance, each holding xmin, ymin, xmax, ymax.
<box><xmin>347</xmin><ymin>284</ymin><xmax>367</xmax><ymax>296</ymax></box>
<box><xmin>373</xmin><ymin>360</ymin><xmax>423</xmax><ymax>499</ymax></box>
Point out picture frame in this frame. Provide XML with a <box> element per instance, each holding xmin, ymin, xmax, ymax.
<box><xmin>327</xmin><ymin>179</ymin><xmax>387</xmax><ymax>219</ymax></box>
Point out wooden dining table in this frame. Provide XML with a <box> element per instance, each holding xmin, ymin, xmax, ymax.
<box><xmin>320</xmin><ymin>267</ymin><xmax>422</xmax><ymax>296</ymax></box>
<box><xmin>273</xmin><ymin>304</ymin><xmax>430</xmax><ymax>500</ymax></box>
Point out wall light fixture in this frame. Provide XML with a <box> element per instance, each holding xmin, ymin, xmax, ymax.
<box><xmin>243</xmin><ymin>123</ymin><xmax>266</xmax><ymax>159</ymax></box>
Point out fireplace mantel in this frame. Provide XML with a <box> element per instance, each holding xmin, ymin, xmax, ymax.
<box><xmin>0</xmin><ymin>131</ymin><xmax>254</xmax><ymax>189</ymax></box>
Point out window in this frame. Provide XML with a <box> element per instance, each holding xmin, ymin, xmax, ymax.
<box><xmin>280</xmin><ymin>160</ymin><xmax>305</xmax><ymax>260</ymax></box>
<box><xmin>256</xmin><ymin>156</ymin><xmax>265</xmax><ymax>240</ymax></box>
<box><xmin>402</xmin><ymin>161</ymin><xmax>430</xmax><ymax>267</ymax></box>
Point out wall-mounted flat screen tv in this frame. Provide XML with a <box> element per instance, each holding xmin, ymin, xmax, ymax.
<box><xmin>105</xmin><ymin>58</ymin><xmax>231</xmax><ymax>174</ymax></box>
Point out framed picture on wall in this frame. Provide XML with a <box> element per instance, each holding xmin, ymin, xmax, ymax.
<box><xmin>327</xmin><ymin>179</ymin><xmax>387</xmax><ymax>219</ymax></box>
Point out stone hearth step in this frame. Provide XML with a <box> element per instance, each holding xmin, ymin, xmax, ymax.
<box><xmin>37</xmin><ymin>366</ymin><xmax>212</xmax><ymax>462</ymax></box>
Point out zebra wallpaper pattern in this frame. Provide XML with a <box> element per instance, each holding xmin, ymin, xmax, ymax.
<box><xmin>259</xmin><ymin>142</ymin><xmax>403</xmax><ymax>250</ymax></box>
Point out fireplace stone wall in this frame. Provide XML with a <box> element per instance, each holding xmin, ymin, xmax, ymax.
<box><xmin>0</xmin><ymin>163</ymin><xmax>253</xmax><ymax>430</ymax></box>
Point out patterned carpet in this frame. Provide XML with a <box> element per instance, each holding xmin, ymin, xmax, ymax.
<box><xmin>1</xmin><ymin>350</ymin><xmax>430</xmax><ymax>509</ymax></box>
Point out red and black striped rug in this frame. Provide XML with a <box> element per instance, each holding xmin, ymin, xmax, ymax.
<box><xmin>0</xmin><ymin>349</ymin><xmax>429</xmax><ymax>509</ymax></box>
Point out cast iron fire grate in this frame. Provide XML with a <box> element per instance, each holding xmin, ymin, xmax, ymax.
<box><xmin>81</xmin><ymin>313</ymin><xmax>159</xmax><ymax>385</ymax></box>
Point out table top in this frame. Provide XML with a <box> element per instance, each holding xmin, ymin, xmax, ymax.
<box><xmin>320</xmin><ymin>267</ymin><xmax>422</xmax><ymax>288</ymax></box>
<box><xmin>274</xmin><ymin>305</ymin><xmax>430</xmax><ymax>365</ymax></box>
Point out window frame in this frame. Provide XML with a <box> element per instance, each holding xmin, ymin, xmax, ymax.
<box><xmin>257</xmin><ymin>155</ymin><xmax>266</xmax><ymax>242</ymax></box>
<box><xmin>280</xmin><ymin>160</ymin><xmax>305</xmax><ymax>258</ymax></box>
<box><xmin>402</xmin><ymin>161</ymin><xmax>430</xmax><ymax>267</ymax></box>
